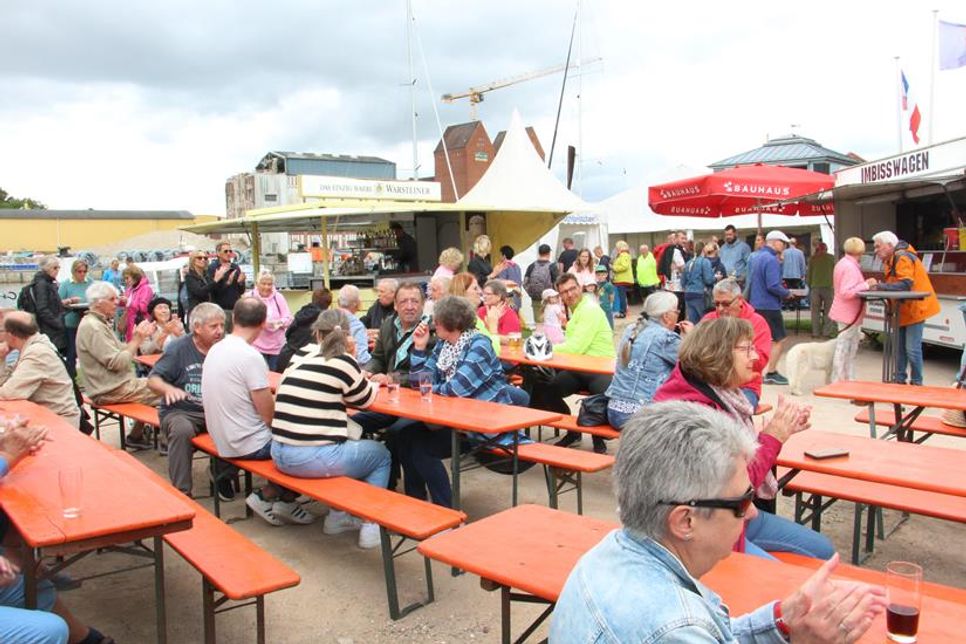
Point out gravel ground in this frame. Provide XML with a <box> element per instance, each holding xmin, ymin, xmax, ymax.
<box><xmin>61</xmin><ymin>305</ymin><xmax>965</xmax><ymax>643</ymax></box>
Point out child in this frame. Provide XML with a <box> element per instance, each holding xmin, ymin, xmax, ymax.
<box><xmin>540</xmin><ymin>288</ymin><xmax>566</xmax><ymax>344</ymax></box>
<box><xmin>595</xmin><ymin>264</ymin><xmax>615</xmax><ymax>328</ymax></box>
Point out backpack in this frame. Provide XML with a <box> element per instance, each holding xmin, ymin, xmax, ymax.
<box><xmin>524</xmin><ymin>261</ymin><xmax>553</xmax><ymax>301</ymax></box>
<box><xmin>17</xmin><ymin>283</ymin><xmax>36</xmax><ymax>313</ymax></box>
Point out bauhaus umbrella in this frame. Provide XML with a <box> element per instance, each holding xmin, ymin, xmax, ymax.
<box><xmin>647</xmin><ymin>163</ymin><xmax>835</xmax><ymax>220</ymax></box>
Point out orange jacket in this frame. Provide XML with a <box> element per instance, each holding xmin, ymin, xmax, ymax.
<box><xmin>881</xmin><ymin>242</ymin><xmax>940</xmax><ymax>326</ymax></box>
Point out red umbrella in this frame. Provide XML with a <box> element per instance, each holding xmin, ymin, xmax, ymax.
<box><xmin>648</xmin><ymin>163</ymin><xmax>834</xmax><ymax>218</ymax></box>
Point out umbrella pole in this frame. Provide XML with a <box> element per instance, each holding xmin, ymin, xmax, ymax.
<box><xmin>321</xmin><ymin>216</ymin><xmax>330</xmax><ymax>290</ymax></box>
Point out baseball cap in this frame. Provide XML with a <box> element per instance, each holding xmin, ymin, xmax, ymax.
<box><xmin>765</xmin><ymin>230</ymin><xmax>790</xmax><ymax>244</ymax></box>
<box><xmin>595</xmin><ymin>265</ymin><xmax>609</xmax><ymax>273</ymax></box>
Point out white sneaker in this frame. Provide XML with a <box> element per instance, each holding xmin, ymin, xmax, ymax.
<box><xmin>246</xmin><ymin>492</ymin><xmax>283</xmax><ymax>527</ymax></box>
<box><xmin>273</xmin><ymin>500</ymin><xmax>315</xmax><ymax>525</ymax></box>
<box><xmin>323</xmin><ymin>510</ymin><xmax>362</xmax><ymax>535</ymax></box>
<box><xmin>358</xmin><ymin>522</ymin><xmax>381</xmax><ymax>549</ymax></box>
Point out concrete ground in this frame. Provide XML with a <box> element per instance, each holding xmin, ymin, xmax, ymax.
<box><xmin>62</xmin><ymin>308</ymin><xmax>965</xmax><ymax>643</ymax></box>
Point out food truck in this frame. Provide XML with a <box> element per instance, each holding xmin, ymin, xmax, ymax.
<box><xmin>831</xmin><ymin>136</ymin><xmax>966</xmax><ymax>350</ymax></box>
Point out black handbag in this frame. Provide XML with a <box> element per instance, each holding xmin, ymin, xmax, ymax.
<box><xmin>577</xmin><ymin>393</ymin><xmax>609</xmax><ymax>426</ymax></box>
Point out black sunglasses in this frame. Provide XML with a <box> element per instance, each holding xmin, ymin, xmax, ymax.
<box><xmin>658</xmin><ymin>485</ymin><xmax>755</xmax><ymax>518</ymax></box>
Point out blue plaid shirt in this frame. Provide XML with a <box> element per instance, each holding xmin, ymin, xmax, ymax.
<box><xmin>410</xmin><ymin>333</ymin><xmax>510</xmax><ymax>404</ymax></box>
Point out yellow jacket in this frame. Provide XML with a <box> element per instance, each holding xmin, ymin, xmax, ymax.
<box><xmin>612</xmin><ymin>251</ymin><xmax>634</xmax><ymax>285</ymax></box>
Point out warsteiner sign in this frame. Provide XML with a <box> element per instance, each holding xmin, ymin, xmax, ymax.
<box><xmin>300</xmin><ymin>176</ymin><xmax>442</xmax><ymax>201</ymax></box>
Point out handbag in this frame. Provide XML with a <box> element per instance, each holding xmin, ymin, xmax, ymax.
<box><xmin>577</xmin><ymin>393</ymin><xmax>610</xmax><ymax>426</ymax></box>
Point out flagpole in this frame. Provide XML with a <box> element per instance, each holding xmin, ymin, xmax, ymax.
<box><xmin>894</xmin><ymin>56</ymin><xmax>903</xmax><ymax>153</ymax></box>
<box><xmin>928</xmin><ymin>9</ymin><xmax>938</xmax><ymax>145</ymax></box>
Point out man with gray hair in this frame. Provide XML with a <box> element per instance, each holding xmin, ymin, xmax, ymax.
<box><xmin>871</xmin><ymin>230</ymin><xmax>940</xmax><ymax>385</ymax></box>
<box><xmin>552</xmin><ymin>401</ymin><xmax>885</xmax><ymax>642</ymax></box>
<box><xmin>148</xmin><ymin>302</ymin><xmax>226</xmax><ymax>495</ymax></box>
<box><xmin>361</xmin><ymin>278</ymin><xmax>398</xmax><ymax>330</ymax></box>
<box><xmin>700</xmin><ymin>278</ymin><xmax>771</xmax><ymax>408</ymax></box>
<box><xmin>77</xmin><ymin>281</ymin><xmax>160</xmax><ymax>448</ymax></box>
<box><xmin>336</xmin><ymin>284</ymin><xmax>371</xmax><ymax>365</ymax></box>
<box><xmin>0</xmin><ymin>311</ymin><xmax>81</xmax><ymax>428</ymax></box>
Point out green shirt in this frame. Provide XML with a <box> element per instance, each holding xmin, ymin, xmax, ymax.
<box><xmin>475</xmin><ymin>318</ymin><xmax>500</xmax><ymax>354</ymax></box>
<box><xmin>806</xmin><ymin>252</ymin><xmax>834</xmax><ymax>288</ymax></box>
<box><xmin>556</xmin><ymin>295</ymin><xmax>616</xmax><ymax>358</ymax></box>
<box><xmin>58</xmin><ymin>278</ymin><xmax>92</xmax><ymax>329</ymax></box>
<box><xmin>635</xmin><ymin>253</ymin><xmax>659</xmax><ymax>287</ymax></box>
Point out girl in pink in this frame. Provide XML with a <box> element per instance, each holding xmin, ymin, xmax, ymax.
<box><xmin>540</xmin><ymin>288</ymin><xmax>566</xmax><ymax>344</ymax></box>
<box><xmin>247</xmin><ymin>271</ymin><xmax>293</xmax><ymax>371</ymax></box>
<box><xmin>121</xmin><ymin>265</ymin><xmax>154</xmax><ymax>341</ymax></box>
<box><xmin>829</xmin><ymin>237</ymin><xmax>877</xmax><ymax>382</ymax></box>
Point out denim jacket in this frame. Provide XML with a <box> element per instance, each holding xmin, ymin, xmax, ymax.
<box><xmin>605</xmin><ymin>320</ymin><xmax>680</xmax><ymax>409</ymax></box>
<box><xmin>682</xmin><ymin>256</ymin><xmax>715</xmax><ymax>295</ymax></box>
<box><xmin>550</xmin><ymin>529</ymin><xmax>785</xmax><ymax>643</ymax></box>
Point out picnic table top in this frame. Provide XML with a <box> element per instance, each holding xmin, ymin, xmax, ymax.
<box><xmin>813</xmin><ymin>381</ymin><xmax>966</xmax><ymax>411</ymax></box>
<box><xmin>499</xmin><ymin>347</ymin><xmax>616</xmax><ymax>375</ymax></box>
<box><xmin>778</xmin><ymin>430</ymin><xmax>966</xmax><ymax>498</ymax></box>
<box><xmin>0</xmin><ymin>400</ymin><xmax>194</xmax><ymax>548</ymax></box>
<box><xmin>134</xmin><ymin>353</ymin><xmax>161</xmax><ymax>368</ymax></box>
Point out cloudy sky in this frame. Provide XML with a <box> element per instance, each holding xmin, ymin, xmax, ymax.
<box><xmin>2</xmin><ymin>0</ymin><xmax>964</xmax><ymax>214</ymax></box>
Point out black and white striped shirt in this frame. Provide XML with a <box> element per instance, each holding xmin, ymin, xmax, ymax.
<box><xmin>271</xmin><ymin>352</ymin><xmax>376</xmax><ymax>446</ymax></box>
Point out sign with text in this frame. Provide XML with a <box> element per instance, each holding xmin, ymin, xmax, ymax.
<box><xmin>300</xmin><ymin>175</ymin><xmax>442</xmax><ymax>202</ymax></box>
<box><xmin>836</xmin><ymin>137</ymin><xmax>966</xmax><ymax>187</ymax></box>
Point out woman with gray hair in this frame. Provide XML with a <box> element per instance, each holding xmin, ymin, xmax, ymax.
<box><xmin>604</xmin><ymin>291</ymin><xmax>693</xmax><ymax>429</ymax></box>
<box><xmin>829</xmin><ymin>237</ymin><xmax>877</xmax><ymax>382</ymax></box>
<box><xmin>270</xmin><ymin>308</ymin><xmax>389</xmax><ymax>549</ymax></box>
<box><xmin>551</xmin><ymin>401</ymin><xmax>885</xmax><ymax>642</ymax></box>
<box><xmin>27</xmin><ymin>255</ymin><xmax>68</xmax><ymax>355</ymax></box>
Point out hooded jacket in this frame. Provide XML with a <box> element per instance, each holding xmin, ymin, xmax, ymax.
<box><xmin>877</xmin><ymin>241</ymin><xmax>941</xmax><ymax>327</ymax></box>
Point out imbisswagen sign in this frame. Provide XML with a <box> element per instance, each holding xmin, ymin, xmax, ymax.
<box><xmin>300</xmin><ymin>176</ymin><xmax>442</xmax><ymax>201</ymax></box>
<box><xmin>836</xmin><ymin>137</ymin><xmax>966</xmax><ymax>187</ymax></box>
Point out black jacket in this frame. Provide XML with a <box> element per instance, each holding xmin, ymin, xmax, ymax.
<box><xmin>360</xmin><ymin>300</ymin><xmax>395</xmax><ymax>330</ymax></box>
<box><xmin>206</xmin><ymin>261</ymin><xmax>246</xmax><ymax>309</ymax></box>
<box><xmin>365</xmin><ymin>316</ymin><xmax>435</xmax><ymax>377</ymax></box>
<box><xmin>275</xmin><ymin>303</ymin><xmax>323</xmax><ymax>372</ymax></box>
<box><xmin>183</xmin><ymin>270</ymin><xmax>216</xmax><ymax>317</ymax></box>
<box><xmin>30</xmin><ymin>271</ymin><xmax>67</xmax><ymax>352</ymax></box>
<box><xmin>468</xmin><ymin>254</ymin><xmax>493</xmax><ymax>287</ymax></box>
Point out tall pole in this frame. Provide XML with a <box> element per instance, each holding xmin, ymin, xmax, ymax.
<box><xmin>406</xmin><ymin>0</ymin><xmax>418</xmax><ymax>179</ymax></box>
<box><xmin>894</xmin><ymin>56</ymin><xmax>903</xmax><ymax>153</ymax></box>
<box><xmin>928</xmin><ymin>9</ymin><xmax>938</xmax><ymax>145</ymax></box>
<box><xmin>575</xmin><ymin>0</ymin><xmax>584</xmax><ymax>196</ymax></box>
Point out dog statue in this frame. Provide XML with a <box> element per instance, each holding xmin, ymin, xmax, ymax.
<box><xmin>784</xmin><ymin>338</ymin><xmax>837</xmax><ymax>396</ymax></box>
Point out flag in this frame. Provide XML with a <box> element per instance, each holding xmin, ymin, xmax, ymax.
<box><xmin>939</xmin><ymin>20</ymin><xmax>966</xmax><ymax>70</ymax></box>
<box><xmin>900</xmin><ymin>68</ymin><xmax>922</xmax><ymax>145</ymax></box>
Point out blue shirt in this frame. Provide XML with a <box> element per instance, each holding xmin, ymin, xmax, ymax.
<box><xmin>719</xmin><ymin>239</ymin><xmax>752</xmax><ymax>279</ymax></box>
<box><xmin>748</xmin><ymin>247</ymin><xmax>789</xmax><ymax>312</ymax></box>
<box><xmin>346</xmin><ymin>310</ymin><xmax>371</xmax><ymax>366</ymax></box>
<box><xmin>781</xmin><ymin>246</ymin><xmax>806</xmax><ymax>280</ymax></box>
<box><xmin>551</xmin><ymin>529</ymin><xmax>786</xmax><ymax>643</ymax></box>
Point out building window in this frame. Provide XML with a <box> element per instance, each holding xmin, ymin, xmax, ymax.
<box><xmin>264</xmin><ymin>194</ymin><xmax>278</xmax><ymax>202</ymax></box>
<box><xmin>812</xmin><ymin>162</ymin><xmax>830</xmax><ymax>174</ymax></box>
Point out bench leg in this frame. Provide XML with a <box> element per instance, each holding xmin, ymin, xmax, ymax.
<box><xmin>202</xmin><ymin>578</ymin><xmax>216</xmax><ymax>644</ymax></box>
<box><xmin>511</xmin><ymin>433</ymin><xmax>520</xmax><ymax>507</ymax></box>
<box><xmin>154</xmin><ymin>536</ymin><xmax>167</xmax><ymax>644</ymax></box>
<box><xmin>256</xmin><ymin>595</ymin><xmax>265</xmax><ymax>644</ymax></box>
<box><xmin>851</xmin><ymin>503</ymin><xmax>863</xmax><ymax>565</ymax></box>
<box><xmin>379</xmin><ymin>527</ymin><xmax>435</xmax><ymax>620</ymax></box>
<box><xmin>576</xmin><ymin>472</ymin><xmax>583</xmax><ymax>516</ymax></box>
<box><xmin>500</xmin><ymin>585</ymin><xmax>555</xmax><ymax>644</ymax></box>
<box><xmin>543</xmin><ymin>466</ymin><xmax>558</xmax><ymax>510</ymax></box>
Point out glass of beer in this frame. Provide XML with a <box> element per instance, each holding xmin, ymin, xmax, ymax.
<box><xmin>886</xmin><ymin>561</ymin><xmax>922</xmax><ymax>643</ymax></box>
<box><xmin>507</xmin><ymin>332</ymin><xmax>523</xmax><ymax>350</ymax></box>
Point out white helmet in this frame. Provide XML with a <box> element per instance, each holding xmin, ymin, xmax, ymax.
<box><xmin>524</xmin><ymin>332</ymin><xmax>553</xmax><ymax>362</ymax></box>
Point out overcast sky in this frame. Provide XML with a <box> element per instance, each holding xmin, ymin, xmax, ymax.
<box><xmin>2</xmin><ymin>0</ymin><xmax>964</xmax><ymax>214</ymax></box>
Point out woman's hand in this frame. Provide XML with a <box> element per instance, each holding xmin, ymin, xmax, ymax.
<box><xmin>214</xmin><ymin>264</ymin><xmax>230</xmax><ymax>282</ymax></box>
<box><xmin>677</xmin><ymin>320</ymin><xmax>695</xmax><ymax>335</ymax></box>
<box><xmin>165</xmin><ymin>319</ymin><xmax>185</xmax><ymax>337</ymax></box>
<box><xmin>781</xmin><ymin>553</ymin><xmax>886</xmax><ymax>643</ymax></box>
<box><xmin>412</xmin><ymin>321</ymin><xmax>430</xmax><ymax>351</ymax></box>
<box><xmin>865</xmin><ymin>277</ymin><xmax>877</xmax><ymax>288</ymax></box>
<box><xmin>762</xmin><ymin>395</ymin><xmax>808</xmax><ymax>443</ymax></box>
<box><xmin>486</xmin><ymin>303</ymin><xmax>505</xmax><ymax>332</ymax></box>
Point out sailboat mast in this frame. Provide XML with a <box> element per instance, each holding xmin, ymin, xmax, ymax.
<box><xmin>406</xmin><ymin>0</ymin><xmax>418</xmax><ymax>179</ymax></box>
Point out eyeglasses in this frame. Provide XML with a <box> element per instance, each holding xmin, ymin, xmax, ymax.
<box><xmin>74</xmin><ymin>268</ymin><xmax>88</xmax><ymax>273</ymax></box>
<box><xmin>658</xmin><ymin>485</ymin><xmax>755</xmax><ymax>518</ymax></box>
<box><xmin>734</xmin><ymin>343</ymin><xmax>758</xmax><ymax>357</ymax></box>
<box><xmin>558</xmin><ymin>285</ymin><xmax>581</xmax><ymax>296</ymax></box>
<box><xmin>714</xmin><ymin>297</ymin><xmax>739</xmax><ymax>309</ymax></box>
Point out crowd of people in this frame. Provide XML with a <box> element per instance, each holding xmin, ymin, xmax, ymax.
<box><xmin>0</xmin><ymin>225</ymin><xmax>946</xmax><ymax>642</ymax></box>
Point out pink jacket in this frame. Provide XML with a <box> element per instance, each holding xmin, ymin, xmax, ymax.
<box><xmin>829</xmin><ymin>255</ymin><xmax>869</xmax><ymax>325</ymax></box>
<box><xmin>123</xmin><ymin>279</ymin><xmax>154</xmax><ymax>341</ymax></box>
<box><xmin>247</xmin><ymin>288</ymin><xmax>293</xmax><ymax>356</ymax></box>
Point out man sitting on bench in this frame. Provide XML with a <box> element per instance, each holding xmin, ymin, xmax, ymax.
<box><xmin>201</xmin><ymin>297</ymin><xmax>314</xmax><ymax>527</ymax></box>
<box><xmin>148</xmin><ymin>303</ymin><xmax>225</xmax><ymax>497</ymax></box>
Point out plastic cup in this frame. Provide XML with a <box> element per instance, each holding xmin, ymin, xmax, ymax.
<box><xmin>386</xmin><ymin>372</ymin><xmax>401</xmax><ymax>403</ymax></box>
<box><xmin>886</xmin><ymin>561</ymin><xmax>922</xmax><ymax>643</ymax></box>
<box><xmin>59</xmin><ymin>465</ymin><xmax>83</xmax><ymax>519</ymax></box>
<box><xmin>418</xmin><ymin>372</ymin><xmax>433</xmax><ymax>402</ymax></box>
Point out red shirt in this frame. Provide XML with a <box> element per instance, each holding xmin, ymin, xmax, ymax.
<box><xmin>478</xmin><ymin>305</ymin><xmax>522</xmax><ymax>335</ymax></box>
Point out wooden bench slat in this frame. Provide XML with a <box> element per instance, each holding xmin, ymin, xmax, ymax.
<box><xmin>98</xmin><ymin>402</ymin><xmax>160</xmax><ymax>427</ymax></box>
<box><xmin>854</xmin><ymin>409</ymin><xmax>966</xmax><ymax>439</ymax></box>
<box><xmin>192</xmin><ymin>434</ymin><xmax>464</xmax><ymax>539</ymax></box>
<box><xmin>545</xmin><ymin>415</ymin><xmax>620</xmax><ymax>440</ymax></box>
<box><xmin>516</xmin><ymin>442</ymin><xmax>614</xmax><ymax>472</ymax></box>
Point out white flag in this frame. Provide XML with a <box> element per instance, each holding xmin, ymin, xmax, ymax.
<box><xmin>939</xmin><ymin>20</ymin><xmax>966</xmax><ymax>70</ymax></box>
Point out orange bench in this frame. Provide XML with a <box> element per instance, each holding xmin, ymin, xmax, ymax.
<box><xmin>85</xmin><ymin>395</ymin><xmax>161</xmax><ymax>451</ymax></box>
<box><xmin>113</xmin><ymin>450</ymin><xmax>299</xmax><ymax>643</ymax></box>
<box><xmin>781</xmin><ymin>467</ymin><xmax>966</xmax><ymax>564</ymax></box>
<box><xmin>854</xmin><ymin>408</ymin><xmax>966</xmax><ymax>442</ymax></box>
<box><xmin>517</xmin><ymin>443</ymin><xmax>614</xmax><ymax>515</ymax></box>
<box><xmin>191</xmin><ymin>433</ymin><xmax>465</xmax><ymax>620</ymax></box>
<box><xmin>544</xmin><ymin>415</ymin><xmax>620</xmax><ymax>440</ymax></box>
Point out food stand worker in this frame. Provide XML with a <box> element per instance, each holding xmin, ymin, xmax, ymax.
<box><xmin>870</xmin><ymin>231</ymin><xmax>940</xmax><ymax>386</ymax></box>
<box><xmin>390</xmin><ymin>222</ymin><xmax>418</xmax><ymax>273</ymax></box>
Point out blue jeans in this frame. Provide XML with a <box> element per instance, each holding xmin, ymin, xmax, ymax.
<box><xmin>896</xmin><ymin>322</ymin><xmax>924</xmax><ymax>385</ymax></box>
<box><xmin>0</xmin><ymin>563</ymin><xmax>66</xmax><ymax>644</ymax></box>
<box><xmin>352</xmin><ymin>412</ymin><xmax>422</xmax><ymax>490</ymax></box>
<box><xmin>271</xmin><ymin>439</ymin><xmax>390</xmax><ymax>488</ymax></box>
<box><xmin>262</xmin><ymin>353</ymin><xmax>279</xmax><ymax>371</ymax></box>
<box><xmin>743</xmin><ymin>510</ymin><xmax>835</xmax><ymax>560</ymax></box>
<box><xmin>606</xmin><ymin>407</ymin><xmax>635</xmax><ymax>430</ymax></box>
<box><xmin>684</xmin><ymin>293</ymin><xmax>706</xmax><ymax>324</ymax></box>
<box><xmin>614</xmin><ymin>284</ymin><xmax>628</xmax><ymax>315</ymax></box>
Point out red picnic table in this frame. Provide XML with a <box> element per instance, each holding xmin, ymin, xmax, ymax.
<box><xmin>0</xmin><ymin>400</ymin><xmax>195</xmax><ymax>643</ymax></box>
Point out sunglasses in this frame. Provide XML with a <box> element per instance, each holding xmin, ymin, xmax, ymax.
<box><xmin>714</xmin><ymin>297</ymin><xmax>739</xmax><ymax>309</ymax></box>
<box><xmin>658</xmin><ymin>485</ymin><xmax>755</xmax><ymax>518</ymax></box>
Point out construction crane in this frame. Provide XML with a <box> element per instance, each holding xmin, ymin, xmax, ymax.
<box><xmin>441</xmin><ymin>58</ymin><xmax>601</xmax><ymax>120</ymax></box>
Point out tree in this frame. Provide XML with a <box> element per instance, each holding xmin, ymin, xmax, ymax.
<box><xmin>0</xmin><ymin>187</ymin><xmax>46</xmax><ymax>210</ymax></box>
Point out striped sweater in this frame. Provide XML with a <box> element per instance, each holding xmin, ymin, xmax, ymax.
<box><xmin>271</xmin><ymin>352</ymin><xmax>376</xmax><ymax>446</ymax></box>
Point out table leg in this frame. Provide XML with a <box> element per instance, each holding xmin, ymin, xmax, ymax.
<box><xmin>451</xmin><ymin>429</ymin><xmax>461</xmax><ymax>513</ymax></box>
<box><xmin>154</xmin><ymin>535</ymin><xmax>167</xmax><ymax>644</ymax></box>
<box><xmin>23</xmin><ymin>547</ymin><xmax>39</xmax><ymax>610</ymax></box>
<box><xmin>511</xmin><ymin>432</ymin><xmax>519</xmax><ymax>507</ymax></box>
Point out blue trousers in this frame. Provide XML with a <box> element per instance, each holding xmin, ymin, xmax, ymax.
<box><xmin>684</xmin><ymin>293</ymin><xmax>706</xmax><ymax>324</ymax></box>
<box><xmin>271</xmin><ymin>440</ymin><xmax>390</xmax><ymax>488</ymax></box>
<box><xmin>613</xmin><ymin>284</ymin><xmax>628</xmax><ymax>315</ymax></box>
<box><xmin>896</xmin><ymin>322</ymin><xmax>924</xmax><ymax>385</ymax></box>
<box><xmin>743</xmin><ymin>509</ymin><xmax>835</xmax><ymax>560</ymax></box>
<box><xmin>0</xmin><ymin>565</ymin><xmax>67</xmax><ymax>644</ymax></box>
